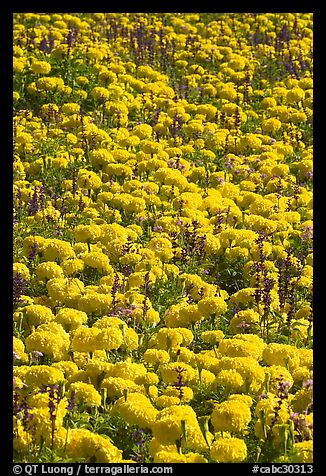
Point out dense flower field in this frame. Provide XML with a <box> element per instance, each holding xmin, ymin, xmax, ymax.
<box><xmin>13</xmin><ymin>13</ymin><xmax>313</xmax><ymax>464</ymax></box>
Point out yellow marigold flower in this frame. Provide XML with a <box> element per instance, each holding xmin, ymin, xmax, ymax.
<box><xmin>238</xmin><ymin>133</ymin><xmax>262</xmax><ymax>152</ymax></box>
<box><xmin>92</xmin><ymin>315</ymin><xmax>125</xmax><ymax>329</ymax></box>
<box><xmin>228</xmin><ymin>394</ymin><xmax>253</xmax><ymax>407</ymax></box>
<box><xmin>211</xmin><ymin>399</ymin><xmax>251</xmax><ymax>434</ymax></box>
<box><xmin>46</xmin><ymin>277</ymin><xmax>84</xmax><ymax>304</ymax></box>
<box><xmin>292</xmin><ymin>367</ymin><xmax>312</xmax><ymax>386</ymax></box>
<box><xmin>27</xmin><ymin>395</ymin><xmax>68</xmax><ymax>446</ymax></box>
<box><xmin>156</xmin><ymin>447</ymin><xmax>208</xmax><ymax>462</ymax></box>
<box><xmin>299</xmin><ymin>77</ymin><xmax>313</xmax><ymax>90</ymax></box>
<box><xmin>43</xmin><ymin>239</ymin><xmax>75</xmax><ymax>262</ymax></box>
<box><xmin>100</xmin><ymin>222</ymin><xmax>130</xmax><ymax>245</ymax></box>
<box><xmin>15</xmin><ymin>296</ymin><xmax>34</xmax><ymax>308</ymax></box>
<box><xmin>23</xmin><ymin>304</ymin><xmax>55</xmax><ymax>327</ymax></box>
<box><xmin>25</xmin><ymin>324</ymin><xmax>70</xmax><ymax>361</ymax></box>
<box><xmin>66</xmin><ymin>133</ymin><xmax>78</xmax><ymax>145</ymax></box>
<box><xmin>52</xmin><ymin>361</ymin><xmax>79</xmax><ymax>380</ymax></box>
<box><xmin>153</xmin><ymin>450</ymin><xmax>187</xmax><ymax>463</ymax></box>
<box><xmin>13</xmin><ymin>336</ymin><xmax>28</xmax><ymax>363</ymax></box>
<box><xmin>155</xmin><ymin>395</ymin><xmax>180</xmax><ymax>408</ymax></box>
<box><xmin>13</xmin><ymin>365</ymin><xmax>29</xmax><ymax>382</ymax></box>
<box><xmin>119</xmin><ymin>327</ymin><xmax>139</xmax><ymax>351</ymax></box>
<box><xmin>229</xmin><ymin>309</ymin><xmax>260</xmax><ymax>334</ymax></box>
<box><xmin>292</xmin><ymin>386</ymin><xmax>313</xmax><ymax>414</ymax></box>
<box><xmin>80</xmin><ymin>359</ymin><xmax>112</xmax><ymax>380</ymax></box>
<box><xmin>61</xmin><ymin>102</ymin><xmax>81</xmax><ymax>115</ymax></box>
<box><xmin>214</xmin><ymin>356</ymin><xmax>265</xmax><ymax>394</ymax></box>
<box><xmin>264</xmin><ymin>365</ymin><xmax>294</xmax><ymax>393</ymax></box>
<box><xmin>295</xmin><ymin>158</ymin><xmax>313</xmax><ymax>180</ymax></box>
<box><xmin>82</xmin><ymin>251</ymin><xmax>112</xmax><ymax>273</ymax></box>
<box><xmin>125</xmin><ymin>300</ymin><xmax>160</xmax><ymax>325</ymax></box>
<box><xmin>106</xmin><ymin>360</ymin><xmax>147</xmax><ymax>383</ymax></box>
<box><xmin>261</xmin><ymin>97</ymin><xmax>277</xmax><ymax>109</ymax></box>
<box><xmin>96</xmin><ymin>327</ymin><xmax>123</xmax><ymax>351</ymax></box>
<box><xmin>286</xmin><ymin>87</ymin><xmax>305</xmax><ymax>104</ymax></box>
<box><xmin>215</xmin><ymin>369</ymin><xmax>244</xmax><ymax>393</ymax></box>
<box><xmin>195</xmin><ymin>351</ymin><xmax>220</xmax><ymax>373</ymax></box>
<box><xmin>61</xmin><ymin>258</ymin><xmax>85</xmax><ymax>276</ymax></box>
<box><xmin>23</xmin><ymin>235</ymin><xmax>48</xmax><ymax>257</ymax></box>
<box><xmin>31</xmin><ymin>59</ymin><xmax>51</xmax><ymax>74</ymax></box>
<box><xmin>160</xmin><ymin>362</ymin><xmax>197</xmax><ymax>385</ymax></box>
<box><xmin>230</xmin><ymin>287</ymin><xmax>256</xmax><ymax>306</ymax></box>
<box><xmin>33</xmin><ymin>206</ymin><xmax>61</xmax><ymax>223</ymax></box>
<box><xmin>225</xmin><ymin>246</ymin><xmax>249</xmax><ymax>260</ymax></box>
<box><xmin>219</xmin><ymin>84</ymin><xmax>238</xmax><ymax>101</ymax></box>
<box><xmin>201</xmin><ymin>330</ymin><xmax>225</xmax><ymax>345</ymax></box>
<box><xmin>263</xmin><ymin>343</ymin><xmax>301</xmax><ymax>371</ymax></box>
<box><xmin>91</xmin><ymin>86</ymin><xmax>111</xmax><ymax>101</ymax></box>
<box><xmin>140</xmin><ymin>139</ymin><xmax>163</xmax><ymax>155</ymax></box>
<box><xmin>297</xmin><ymin>348</ymin><xmax>313</xmax><ymax>369</ymax></box>
<box><xmin>148</xmin><ymin>438</ymin><xmax>177</xmax><ymax>459</ymax></box>
<box><xmin>254</xmin><ymin>392</ymin><xmax>291</xmax><ymax>441</ymax></box>
<box><xmin>101</xmin><ymin>376</ymin><xmax>142</xmax><ymax>398</ymax></box>
<box><xmin>262</xmin><ymin>117</ymin><xmax>282</xmax><ymax>134</ymax></box>
<box><xmin>138</xmin><ymin>371</ymin><xmax>159</xmax><ymax>387</ymax></box>
<box><xmin>36</xmin><ymin>76</ymin><xmax>65</xmax><ymax>91</ymax></box>
<box><xmin>38</xmin><ymin>102</ymin><xmax>60</xmax><ymax>119</ymax></box>
<box><xmin>13</xmin><ymin>262</ymin><xmax>30</xmax><ymax>281</ymax></box>
<box><xmin>202</xmin><ymin>233</ymin><xmax>222</xmax><ymax>256</ymax></box>
<box><xmin>245</xmin><ymin>214</ymin><xmax>279</xmax><ymax>234</ymax></box>
<box><xmin>127</xmin><ymin>270</ymin><xmax>155</xmax><ymax>289</ymax></box>
<box><xmin>97</xmin><ymin>191</ymin><xmax>114</xmax><ymax>207</ymax></box>
<box><xmin>74</xmin><ymin>224</ymin><xmax>102</xmax><ymax>243</ymax></box>
<box><xmin>13</xmin><ymin>419</ymin><xmax>31</xmax><ymax>453</ymax></box>
<box><xmin>143</xmin><ymin>349</ymin><xmax>170</xmax><ymax>366</ymax></box>
<box><xmin>171</xmin><ymin>327</ymin><xmax>194</xmax><ymax>346</ymax></box>
<box><xmin>124</xmin><ymin>195</ymin><xmax>147</xmax><ymax>214</ymax></box>
<box><xmin>197</xmin><ymin>296</ymin><xmax>228</xmax><ymax>318</ymax></box>
<box><xmin>249</xmin><ymin>195</ymin><xmax>275</xmax><ymax>218</ymax></box>
<box><xmin>218</xmin><ymin>335</ymin><xmax>265</xmax><ymax>360</ymax></box>
<box><xmin>13</xmin><ymin>57</ymin><xmax>27</xmax><ymax>73</ymax></box>
<box><xmin>77</xmin><ymin>169</ymin><xmax>102</xmax><ymax>190</ymax></box>
<box><xmin>68</xmin><ymin>382</ymin><xmax>102</xmax><ymax>407</ymax></box>
<box><xmin>71</xmin><ymin>327</ymin><xmax>101</xmax><ymax>353</ymax></box>
<box><xmin>90</xmin><ymin>149</ymin><xmax>114</xmax><ymax>169</ymax></box>
<box><xmin>148</xmin><ymin>237</ymin><xmax>174</xmax><ymax>262</ymax></box>
<box><xmin>152</xmin><ymin>404</ymin><xmax>206</xmax><ymax>450</ymax></box>
<box><xmin>119</xmin><ymin>252</ymin><xmax>142</xmax><ymax>267</ymax></box>
<box><xmin>65</xmin><ymin>428</ymin><xmax>123</xmax><ymax>463</ymax></box>
<box><xmin>164</xmin><ymin>302</ymin><xmax>200</xmax><ymax>328</ymax></box>
<box><xmin>210</xmin><ymin>435</ymin><xmax>247</xmax><ymax>462</ymax></box>
<box><xmin>163</xmin><ymin>385</ymin><xmax>194</xmax><ymax>403</ymax></box>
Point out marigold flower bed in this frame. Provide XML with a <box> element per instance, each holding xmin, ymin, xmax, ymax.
<box><xmin>13</xmin><ymin>13</ymin><xmax>313</xmax><ymax>464</ymax></box>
